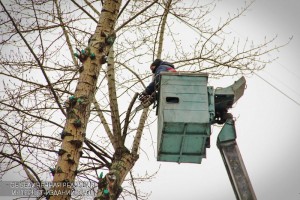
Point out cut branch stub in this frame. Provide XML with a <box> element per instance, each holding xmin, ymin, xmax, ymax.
<box><xmin>90</xmin><ymin>53</ymin><xmax>96</xmax><ymax>60</ymax></box>
<box><xmin>77</xmin><ymin>98</ymin><xmax>83</xmax><ymax>104</ymax></box>
<box><xmin>57</xmin><ymin>149</ymin><xmax>67</xmax><ymax>156</ymax></box>
<box><xmin>60</xmin><ymin>131</ymin><xmax>72</xmax><ymax>139</ymax></box>
<box><xmin>79</xmin><ymin>65</ymin><xmax>84</xmax><ymax>73</ymax></box>
<box><xmin>66</xmin><ymin>158</ymin><xmax>76</xmax><ymax>165</ymax></box>
<box><xmin>72</xmin><ymin>119</ymin><xmax>82</xmax><ymax>128</ymax></box>
<box><xmin>56</xmin><ymin>166</ymin><xmax>63</xmax><ymax>173</ymax></box>
<box><xmin>65</xmin><ymin>96</ymin><xmax>81</xmax><ymax>115</ymax></box>
<box><xmin>66</xmin><ymin>154</ymin><xmax>76</xmax><ymax>165</ymax></box>
<box><xmin>74</xmin><ymin>48</ymin><xmax>89</xmax><ymax>62</ymax></box>
<box><xmin>105</xmin><ymin>33</ymin><xmax>116</xmax><ymax>45</ymax></box>
<box><xmin>100</xmin><ymin>55</ymin><xmax>107</xmax><ymax>64</ymax></box>
<box><xmin>95</xmin><ymin>174</ymin><xmax>109</xmax><ymax>200</ymax></box>
<box><xmin>74</xmin><ymin>48</ymin><xmax>96</xmax><ymax>62</ymax></box>
<box><xmin>103</xmin><ymin>189</ymin><xmax>110</xmax><ymax>198</ymax></box>
<box><xmin>68</xmin><ymin>96</ymin><xmax>77</xmax><ymax>109</ymax></box>
<box><xmin>69</xmin><ymin>140</ymin><xmax>83</xmax><ymax>148</ymax></box>
<box><xmin>107</xmin><ymin>171</ymin><xmax>120</xmax><ymax>196</ymax></box>
<box><xmin>77</xmin><ymin>96</ymin><xmax>88</xmax><ymax>104</ymax></box>
<box><xmin>67</xmin><ymin>109</ymin><xmax>77</xmax><ymax>119</ymax></box>
<box><xmin>98</xmin><ymin>42</ymin><xmax>105</xmax><ymax>52</ymax></box>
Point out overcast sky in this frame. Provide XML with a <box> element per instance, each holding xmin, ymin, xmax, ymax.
<box><xmin>134</xmin><ymin>1</ymin><xmax>300</xmax><ymax>199</ymax></box>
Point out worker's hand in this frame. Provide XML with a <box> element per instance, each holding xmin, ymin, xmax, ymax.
<box><xmin>138</xmin><ymin>91</ymin><xmax>148</xmax><ymax>102</ymax></box>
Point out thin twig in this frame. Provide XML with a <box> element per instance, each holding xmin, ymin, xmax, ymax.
<box><xmin>117</xmin><ymin>0</ymin><xmax>131</xmax><ymax>19</ymax></box>
<box><xmin>71</xmin><ymin>0</ymin><xmax>98</xmax><ymax>23</ymax></box>
<box><xmin>115</xmin><ymin>0</ymin><xmax>158</xmax><ymax>33</ymax></box>
<box><xmin>130</xmin><ymin>171</ymin><xmax>138</xmax><ymax>200</ymax></box>
<box><xmin>0</xmin><ymin>1</ymin><xmax>67</xmax><ymax>117</ymax></box>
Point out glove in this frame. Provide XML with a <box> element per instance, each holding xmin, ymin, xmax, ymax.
<box><xmin>138</xmin><ymin>91</ymin><xmax>148</xmax><ymax>101</ymax></box>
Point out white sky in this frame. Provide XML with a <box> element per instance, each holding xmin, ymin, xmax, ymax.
<box><xmin>134</xmin><ymin>1</ymin><xmax>300</xmax><ymax>199</ymax></box>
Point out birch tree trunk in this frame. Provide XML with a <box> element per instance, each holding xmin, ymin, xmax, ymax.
<box><xmin>50</xmin><ymin>1</ymin><xmax>122</xmax><ymax>199</ymax></box>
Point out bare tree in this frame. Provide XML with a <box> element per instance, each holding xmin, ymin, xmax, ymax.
<box><xmin>0</xmin><ymin>0</ymin><xmax>287</xmax><ymax>199</ymax></box>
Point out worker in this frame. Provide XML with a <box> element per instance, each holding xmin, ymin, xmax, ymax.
<box><xmin>139</xmin><ymin>59</ymin><xmax>176</xmax><ymax>102</ymax></box>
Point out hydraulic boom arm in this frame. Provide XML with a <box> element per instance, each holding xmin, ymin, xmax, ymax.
<box><xmin>217</xmin><ymin>117</ymin><xmax>257</xmax><ymax>200</ymax></box>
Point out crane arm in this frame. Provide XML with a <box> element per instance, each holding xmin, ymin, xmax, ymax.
<box><xmin>217</xmin><ymin>118</ymin><xmax>257</xmax><ymax>200</ymax></box>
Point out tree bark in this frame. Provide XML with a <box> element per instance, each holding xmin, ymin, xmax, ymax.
<box><xmin>95</xmin><ymin>1</ymin><xmax>174</xmax><ymax>199</ymax></box>
<box><xmin>96</xmin><ymin>147</ymin><xmax>138</xmax><ymax>200</ymax></box>
<box><xmin>49</xmin><ymin>1</ymin><xmax>122</xmax><ymax>200</ymax></box>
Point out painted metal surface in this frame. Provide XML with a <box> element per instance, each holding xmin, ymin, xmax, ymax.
<box><xmin>214</xmin><ymin>76</ymin><xmax>246</xmax><ymax>114</ymax></box>
<box><xmin>156</xmin><ymin>73</ymin><xmax>256</xmax><ymax>198</ymax></box>
<box><xmin>157</xmin><ymin>72</ymin><xmax>214</xmax><ymax>164</ymax></box>
<box><xmin>217</xmin><ymin>119</ymin><xmax>257</xmax><ymax>200</ymax></box>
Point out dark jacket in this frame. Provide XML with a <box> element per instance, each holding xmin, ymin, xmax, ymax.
<box><xmin>145</xmin><ymin>61</ymin><xmax>176</xmax><ymax>95</ymax></box>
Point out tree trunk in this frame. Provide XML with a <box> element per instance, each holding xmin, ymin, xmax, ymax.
<box><xmin>49</xmin><ymin>1</ymin><xmax>122</xmax><ymax>200</ymax></box>
<box><xmin>96</xmin><ymin>147</ymin><xmax>138</xmax><ymax>200</ymax></box>
<box><xmin>95</xmin><ymin>1</ymin><xmax>174</xmax><ymax>199</ymax></box>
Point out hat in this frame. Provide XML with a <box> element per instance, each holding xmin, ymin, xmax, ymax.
<box><xmin>151</xmin><ymin>59</ymin><xmax>162</xmax><ymax>67</ymax></box>
<box><xmin>150</xmin><ymin>59</ymin><xmax>162</xmax><ymax>73</ymax></box>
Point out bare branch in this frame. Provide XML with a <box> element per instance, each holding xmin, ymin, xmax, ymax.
<box><xmin>0</xmin><ymin>1</ymin><xmax>67</xmax><ymax>117</ymax></box>
<box><xmin>122</xmin><ymin>92</ymin><xmax>139</xmax><ymax>142</ymax></box>
<box><xmin>71</xmin><ymin>0</ymin><xmax>98</xmax><ymax>23</ymax></box>
<box><xmin>115</xmin><ymin>0</ymin><xmax>159</xmax><ymax>33</ymax></box>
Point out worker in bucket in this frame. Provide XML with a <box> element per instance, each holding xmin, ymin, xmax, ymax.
<box><xmin>139</xmin><ymin>58</ymin><xmax>176</xmax><ymax>103</ymax></box>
